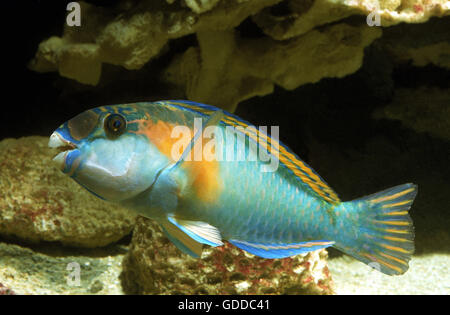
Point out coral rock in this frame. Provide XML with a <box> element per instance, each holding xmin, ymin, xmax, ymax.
<box><xmin>29</xmin><ymin>0</ymin><xmax>281</xmax><ymax>85</ymax></box>
<box><xmin>254</xmin><ymin>0</ymin><xmax>450</xmax><ymax>40</ymax></box>
<box><xmin>164</xmin><ymin>24</ymin><xmax>381</xmax><ymax>111</ymax></box>
<box><xmin>0</xmin><ymin>282</ymin><xmax>15</xmax><ymax>295</ymax></box>
<box><xmin>183</xmin><ymin>0</ymin><xmax>222</xmax><ymax>14</ymax></box>
<box><xmin>121</xmin><ymin>216</ymin><xmax>334</xmax><ymax>294</ymax></box>
<box><xmin>381</xmin><ymin>17</ymin><xmax>450</xmax><ymax>70</ymax></box>
<box><xmin>0</xmin><ymin>136</ymin><xmax>136</xmax><ymax>248</ymax></box>
<box><xmin>253</xmin><ymin>0</ymin><xmax>356</xmax><ymax>39</ymax></box>
<box><xmin>373</xmin><ymin>87</ymin><xmax>450</xmax><ymax>140</ymax></box>
<box><xmin>0</xmin><ymin>242</ymin><xmax>125</xmax><ymax>294</ymax></box>
<box><xmin>28</xmin><ymin>0</ymin><xmax>449</xmax><ymax>110</ymax></box>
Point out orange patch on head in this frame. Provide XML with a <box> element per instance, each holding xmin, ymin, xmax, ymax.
<box><xmin>130</xmin><ymin>115</ymin><xmax>222</xmax><ymax>203</ymax></box>
<box><xmin>130</xmin><ymin>114</ymin><xmax>180</xmax><ymax>162</ymax></box>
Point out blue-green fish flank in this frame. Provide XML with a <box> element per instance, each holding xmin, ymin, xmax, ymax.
<box><xmin>49</xmin><ymin>100</ymin><xmax>418</xmax><ymax>275</ymax></box>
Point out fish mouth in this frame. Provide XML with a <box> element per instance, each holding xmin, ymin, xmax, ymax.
<box><xmin>49</xmin><ymin>132</ymin><xmax>78</xmax><ymax>169</ymax></box>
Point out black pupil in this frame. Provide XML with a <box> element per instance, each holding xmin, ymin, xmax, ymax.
<box><xmin>113</xmin><ymin>119</ymin><xmax>121</xmax><ymax>129</ymax></box>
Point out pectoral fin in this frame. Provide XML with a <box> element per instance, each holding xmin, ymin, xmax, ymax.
<box><xmin>168</xmin><ymin>216</ymin><xmax>223</xmax><ymax>247</ymax></box>
<box><xmin>160</xmin><ymin>220</ymin><xmax>204</xmax><ymax>258</ymax></box>
<box><xmin>160</xmin><ymin>216</ymin><xmax>223</xmax><ymax>258</ymax></box>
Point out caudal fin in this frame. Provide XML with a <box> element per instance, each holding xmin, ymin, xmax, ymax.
<box><xmin>335</xmin><ymin>183</ymin><xmax>417</xmax><ymax>275</ymax></box>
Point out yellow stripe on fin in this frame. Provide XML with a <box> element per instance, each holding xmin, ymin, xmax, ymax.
<box><xmin>374</xmin><ymin>220</ymin><xmax>410</xmax><ymax>226</ymax></box>
<box><xmin>221</xmin><ymin>115</ymin><xmax>340</xmax><ymax>203</ymax></box>
<box><xmin>335</xmin><ymin>183</ymin><xmax>416</xmax><ymax>275</ymax></box>
<box><xmin>361</xmin><ymin>253</ymin><xmax>403</xmax><ymax>274</ymax></box>
<box><xmin>383</xmin><ymin>211</ymin><xmax>409</xmax><ymax>216</ymax></box>
<box><xmin>382</xmin><ymin>200</ymin><xmax>412</xmax><ymax>208</ymax></box>
<box><xmin>385</xmin><ymin>228</ymin><xmax>410</xmax><ymax>234</ymax></box>
<box><xmin>164</xmin><ymin>100</ymin><xmax>341</xmax><ymax>204</ymax></box>
<box><xmin>380</xmin><ymin>244</ymin><xmax>413</xmax><ymax>254</ymax></box>
<box><xmin>370</xmin><ymin>187</ymin><xmax>415</xmax><ymax>203</ymax></box>
<box><xmin>382</xmin><ymin>236</ymin><xmax>410</xmax><ymax>242</ymax></box>
<box><xmin>378</xmin><ymin>252</ymin><xmax>409</xmax><ymax>266</ymax></box>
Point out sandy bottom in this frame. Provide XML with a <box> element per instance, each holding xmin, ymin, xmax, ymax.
<box><xmin>328</xmin><ymin>253</ymin><xmax>450</xmax><ymax>295</ymax></box>
<box><xmin>0</xmin><ymin>242</ymin><xmax>125</xmax><ymax>295</ymax></box>
<box><xmin>2</xmin><ymin>239</ymin><xmax>448</xmax><ymax>295</ymax></box>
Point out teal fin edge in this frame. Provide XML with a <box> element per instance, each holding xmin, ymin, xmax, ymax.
<box><xmin>167</xmin><ymin>217</ymin><xmax>222</xmax><ymax>247</ymax></box>
<box><xmin>161</xmin><ymin>225</ymin><xmax>201</xmax><ymax>258</ymax></box>
<box><xmin>229</xmin><ymin>239</ymin><xmax>334</xmax><ymax>259</ymax></box>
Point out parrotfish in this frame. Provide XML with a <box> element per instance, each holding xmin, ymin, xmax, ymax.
<box><xmin>49</xmin><ymin>100</ymin><xmax>417</xmax><ymax>275</ymax></box>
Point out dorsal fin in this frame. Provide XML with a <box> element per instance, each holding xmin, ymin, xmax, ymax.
<box><xmin>161</xmin><ymin>100</ymin><xmax>341</xmax><ymax>204</ymax></box>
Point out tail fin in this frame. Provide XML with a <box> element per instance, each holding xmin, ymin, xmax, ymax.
<box><xmin>335</xmin><ymin>183</ymin><xmax>418</xmax><ymax>275</ymax></box>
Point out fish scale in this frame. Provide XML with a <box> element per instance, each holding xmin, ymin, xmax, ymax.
<box><xmin>196</xmin><ymin>154</ymin><xmax>329</xmax><ymax>244</ymax></box>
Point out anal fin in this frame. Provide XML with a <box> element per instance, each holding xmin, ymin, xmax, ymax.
<box><xmin>229</xmin><ymin>239</ymin><xmax>334</xmax><ymax>259</ymax></box>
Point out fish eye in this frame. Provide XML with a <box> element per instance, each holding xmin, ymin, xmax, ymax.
<box><xmin>104</xmin><ymin>114</ymin><xmax>127</xmax><ymax>138</ymax></box>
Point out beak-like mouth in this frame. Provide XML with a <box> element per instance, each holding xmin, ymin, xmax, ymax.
<box><xmin>49</xmin><ymin>132</ymin><xmax>77</xmax><ymax>168</ymax></box>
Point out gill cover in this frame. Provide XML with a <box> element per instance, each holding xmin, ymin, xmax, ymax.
<box><xmin>50</xmin><ymin>107</ymin><xmax>171</xmax><ymax>202</ymax></box>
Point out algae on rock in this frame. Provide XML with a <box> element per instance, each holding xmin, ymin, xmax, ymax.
<box><xmin>0</xmin><ymin>242</ymin><xmax>125</xmax><ymax>295</ymax></box>
<box><xmin>164</xmin><ymin>24</ymin><xmax>381</xmax><ymax>111</ymax></box>
<box><xmin>121</xmin><ymin>216</ymin><xmax>334</xmax><ymax>295</ymax></box>
<box><xmin>0</xmin><ymin>136</ymin><xmax>136</xmax><ymax>248</ymax></box>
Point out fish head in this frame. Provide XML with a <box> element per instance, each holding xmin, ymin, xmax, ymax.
<box><xmin>49</xmin><ymin>105</ymin><xmax>169</xmax><ymax>202</ymax></box>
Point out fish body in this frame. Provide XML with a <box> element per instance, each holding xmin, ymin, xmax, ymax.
<box><xmin>49</xmin><ymin>100</ymin><xmax>417</xmax><ymax>275</ymax></box>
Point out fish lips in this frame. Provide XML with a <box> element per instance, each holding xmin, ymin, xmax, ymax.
<box><xmin>49</xmin><ymin>132</ymin><xmax>81</xmax><ymax>174</ymax></box>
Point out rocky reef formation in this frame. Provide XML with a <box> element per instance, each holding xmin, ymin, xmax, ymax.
<box><xmin>163</xmin><ymin>24</ymin><xmax>380</xmax><ymax>111</ymax></box>
<box><xmin>29</xmin><ymin>0</ymin><xmax>283</xmax><ymax>88</ymax></box>
<box><xmin>0</xmin><ymin>282</ymin><xmax>15</xmax><ymax>295</ymax></box>
<box><xmin>373</xmin><ymin>87</ymin><xmax>450</xmax><ymax>140</ymax></box>
<box><xmin>121</xmin><ymin>217</ymin><xmax>333</xmax><ymax>294</ymax></box>
<box><xmin>29</xmin><ymin>0</ymin><xmax>449</xmax><ymax>111</ymax></box>
<box><xmin>254</xmin><ymin>0</ymin><xmax>450</xmax><ymax>39</ymax></box>
<box><xmin>0</xmin><ymin>136</ymin><xmax>136</xmax><ymax>248</ymax></box>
